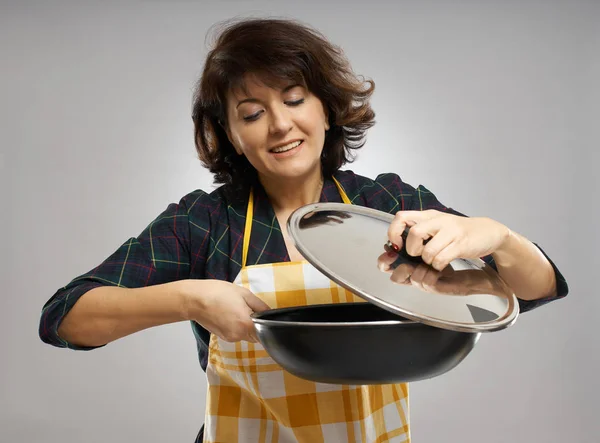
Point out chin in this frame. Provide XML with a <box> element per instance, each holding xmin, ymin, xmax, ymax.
<box><xmin>278</xmin><ymin>164</ymin><xmax>321</xmax><ymax>181</ymax></box>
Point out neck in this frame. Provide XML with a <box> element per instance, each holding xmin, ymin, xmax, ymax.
<box><xmin>260</xmin><ymin>169</ymin><xmax>324</xmax><ymax>212</ymax></box>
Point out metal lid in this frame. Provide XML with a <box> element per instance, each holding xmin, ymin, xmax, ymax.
<box><xmin>287</xmin><ymin>202</ymin><xmax>519</xmax><ymax>333</ymax></box>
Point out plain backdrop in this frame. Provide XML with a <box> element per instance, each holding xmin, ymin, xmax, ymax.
<box><xmin>2</xmin><ymin>0</ymin><xmax>598</xmax><ymax>442</ymax></box>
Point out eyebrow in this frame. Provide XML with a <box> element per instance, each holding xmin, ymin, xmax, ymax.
<box><xmin>235</xmin><ymin>84</ymin><xmax>302</xmax><ymax>109</ymax></box>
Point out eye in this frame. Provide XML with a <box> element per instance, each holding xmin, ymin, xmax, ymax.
<box><xmin>243</xmin><ymin>110</ymin><xmax>263</xmax><ymax>122</ymax></box>
<box><xmin>286</xmin><ymin>98</ymin><xmax>305</xmax><ymax>106</ymax></box>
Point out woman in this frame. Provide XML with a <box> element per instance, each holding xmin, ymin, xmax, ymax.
<box><xmin>39</xmin><ymin>18</ymin><xmax>568</xmax><ymax>442</ymax></box>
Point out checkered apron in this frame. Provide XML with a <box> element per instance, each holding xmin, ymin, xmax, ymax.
<box><xmin>202</xmin><ymin>178</ymin><xmax>410</xmax><ymax>442</ymax></box>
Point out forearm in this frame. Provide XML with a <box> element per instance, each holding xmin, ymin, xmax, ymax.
<box><xmin>57</xmin><ymin>281</ymin><xmax>191</xmax><ymax>347</ymax></box>
<box><xmin>491</xmin><ymin>229</ymin><xmax>557</xmax><ymax>301</ymax></box>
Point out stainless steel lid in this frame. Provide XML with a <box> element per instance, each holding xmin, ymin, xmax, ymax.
<box><xmin>287</xmin><ymin>202</ymin><xmax>519</xmax><ymax>333</ymax></box>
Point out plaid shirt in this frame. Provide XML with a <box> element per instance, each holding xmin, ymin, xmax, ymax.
<box><xmin>39</xmin><ymin>170</ymin><xmax>568</xmax><ymax>371</ymax></box>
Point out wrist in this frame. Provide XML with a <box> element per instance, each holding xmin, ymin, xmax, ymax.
<box><xmin>173</xmin><ymin>279</ymin><xmax>195</xmax><ymax>322</ymax></box>
<box><xmin>174</xmin><ymin>279</ymin><xmax>214</xmax><ymax>322</ymax></box>
<box><xmin>491</xmin><ymin>227</ymin><xmax>519</xmax><ymax>267</ymax></box>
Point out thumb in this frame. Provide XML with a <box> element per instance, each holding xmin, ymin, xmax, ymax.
<box><xmin>242</xmin><ymin>291</ymin><xmax>271</xmax><ymax>313</ymax></box>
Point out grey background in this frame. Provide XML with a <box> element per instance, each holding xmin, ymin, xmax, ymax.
<box><xmin>2</xmin><ymin>0</ymin><xmax>598</xmax><ymax>442</ymax></box>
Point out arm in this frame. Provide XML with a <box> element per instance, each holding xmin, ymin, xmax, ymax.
<box><xmin>491</xmin><ymin>229</ymin><xmax>557</xmax><ymax>301</ymax></box>
<box><xmin>56</xmin><ymin>281</ymin><xmax>189</xmax><ymax>348</ymax></box>
<box><xmin>39</xmin><ymin>191</ymin><xmax>200</xmax><ymax>350</ymax></box>
<box><xmin>57</xmin><ymin>277</ymin><xmax>269</xmax><ymax>347</ymax></box>
<box><xmin>371</xmin><ymin>173</ymin><xmax>568</xmax><ymax>312</ymax></box>
<box><xmin>40</xmin><ymin>189</ymin><xmax>269</xmax><ymax>348</ymax></box>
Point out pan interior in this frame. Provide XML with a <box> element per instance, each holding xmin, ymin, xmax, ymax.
<box><xmin>255</xmin><ymin>303</ymin><xmax>412</xmax><ymax>323</ymax></box>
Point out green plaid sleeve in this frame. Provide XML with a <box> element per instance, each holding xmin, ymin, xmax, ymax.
<box><xmin>39</xmin><ymin>191</ymin><xmax>205</xmax><ymax>350</ymax></box>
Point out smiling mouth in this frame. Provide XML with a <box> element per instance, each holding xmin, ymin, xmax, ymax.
<box><xmin>269</xmin><ymin>140</ymin><xmax>303</xmax><ymax>154</ymax></box>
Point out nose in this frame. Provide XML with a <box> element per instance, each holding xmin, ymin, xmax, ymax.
<box><xmin>268</xmin><ymin>104</ymin><xmax>293</xmax><ymax>136</ymax></box>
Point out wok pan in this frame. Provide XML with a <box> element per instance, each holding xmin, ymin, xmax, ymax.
<box><xmin>252</xmin><ymin>302</ymin><xmax>480</xmax><ymax>385</ymax></box>
<box><xmin>251</xmin><ymin>203</ymin><xmax>519</xmax><ymax>384</ymax></box>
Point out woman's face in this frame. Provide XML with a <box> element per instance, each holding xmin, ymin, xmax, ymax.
<box><xmin>225</xmin><ymin>75</ymin><xmax>330</xmax><ymax>183</ymax></box>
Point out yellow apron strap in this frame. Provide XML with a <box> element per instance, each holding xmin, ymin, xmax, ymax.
<box><xmin>242</xmin><ymin>189</ymin><xmax>254</xmax><ymax>269</ymax></box>
<box><xmin>242</xmin><ymin>177</ymin><xmax>350</xmax><ymax>268</ymax></box>
<box><xmin>332</xmin><ymin>176</ymin><xmax>352</xmax><ymax>204</ymax></box>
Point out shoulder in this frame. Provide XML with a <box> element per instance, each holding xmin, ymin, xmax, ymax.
<box><xmin>175</xmin><ymin>184</ymin><xmax>241</xmax><ymax>219</ymax></box>
<box><xmin>334</xmin><ymin>170</ymin><xmax>419</xmax><ymax>213</ymax></box>
<box><xmin>335</xmin><ymin>169</ymin><xmax>453</xmax><ymax>214</ymax></box>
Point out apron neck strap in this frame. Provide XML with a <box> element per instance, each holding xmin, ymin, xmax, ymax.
<box><xmin>242</xmin><ymin>176</ymin><xmax>351</xmax><ymax>268</ymax></box>
<box><xmin>242</xmin><ymin>188</ymin><xmax>255</xmax><ymax>269</ymax></box>
<box><xmin>332</xmin><ymin>176</ymin><xmax>351</xmax><ymax>204</ymax></box>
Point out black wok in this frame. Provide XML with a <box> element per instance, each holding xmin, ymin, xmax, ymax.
<box><xmin>251</xmin><ymin>302</ymin><xmax>480</xmax><ymax>385</ymax></box>
<box><xmin>250</xmin><ymin>202</ymin><xmax>518</xmax><ymax>385</ymax></box>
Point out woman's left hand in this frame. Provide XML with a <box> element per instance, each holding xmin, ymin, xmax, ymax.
<box><xmin>388</xmin><ymin>209</ymin><xmax>510</xmax><ymax>271</ymax></box>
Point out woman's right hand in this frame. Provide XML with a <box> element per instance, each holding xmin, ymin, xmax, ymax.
<box><xmin>180</xmin><ymin>279</ymin><xmax>270</xmax><ymax>343</ymax></box>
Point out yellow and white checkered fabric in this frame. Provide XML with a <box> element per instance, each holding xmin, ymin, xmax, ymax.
<box><xmin>202</xmin><ymin>260</ymin><xmax>410</xmax><ymax>442</ymax></box>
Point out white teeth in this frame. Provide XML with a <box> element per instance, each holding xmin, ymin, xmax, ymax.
<box><xmin>271</xmin><ymin>140</ymin><xmax>302</xmax><ymax>153</ymax></box>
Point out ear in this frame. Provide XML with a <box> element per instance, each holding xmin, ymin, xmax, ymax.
<box><xmin>323</xmin><ymin>106</ymin><xmax>331</xmax><ymax>131</ymax></box>
<box><xmin>220</xmin><ymin>120</ymin><xmax>243</xmax><ymax>155</ymax></box>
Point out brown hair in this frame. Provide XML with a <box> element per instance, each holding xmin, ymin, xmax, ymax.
<box><xmin>192</xmin><ymin>17</ymin><xmax>375</xmax><ymax>195</ymax></box>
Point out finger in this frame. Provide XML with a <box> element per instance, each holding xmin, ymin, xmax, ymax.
<box><xmin>390</xmin><ymin>263</ymin><xmax>416</xmax><ymax>284</ymax></box>
<box><xmin>404</xmin><ymin>218</ymin><xmax>443</xmax><ymax>257</ymax></box>
<box><xmin>430</xmin><ymin>241</ymin><xmax>460</xmax><ymax>271</ymax></box>
<box><xmin>242</xmin><ymin>294</ymin><xmax>268</xmax><ymax>343</ymax></box>
<box><xmin>388</xmin><ymin>210</ymin><xmax>437</xmax><ymax>248</ymax></box>
<box><xmin>242</xmin><ymin>292</ymin><xmax>271</xmax><ymax>313</ymax></box>
<box><xmin>394</xmin><ymin>210</ymin><xmax>439</xmax><ymax>224</ymax></box>
<box><xmin>377</xmin><ymin>249</ymin><xmax>398</xmax><ymax>273</ymax></box>
<box><xmin>432</xmin><ymin>279</ymin><xmax>470</xmax><ymax>296</ymax></box>
<box><xmin>420</xmin><ymin>229</ymin><xmax>454</xmax><ymax>266</ymax></box>
<box><xmin>407</xmin><ymin>264</ymin><xmax>430</xmax><ymax>290</ymax></box>
<box><xmin>421</xmin><ymin>266</ymin><xmax>443</xmax><ymax>289</ymax></box>
<box><xmin>387</xmin><ymin>219</ymin><xmax>408</xmax><ymax>251</ymax></box>
<box><xmin>245</xmin><ymin>321</ymin><xmax>259</xmax><ymax>343</ymax></box>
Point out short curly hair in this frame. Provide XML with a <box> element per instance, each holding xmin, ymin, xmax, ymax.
<box><xmin>192</xmin><ymin>18</ymin><xmax>375</xmax><ymax>195</ymax></box>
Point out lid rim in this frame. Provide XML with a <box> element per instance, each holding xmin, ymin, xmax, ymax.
<box><xmin>287</xmin><ymin>202</ymin><xmax>520</xmax><ymax>333</ymax></box>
